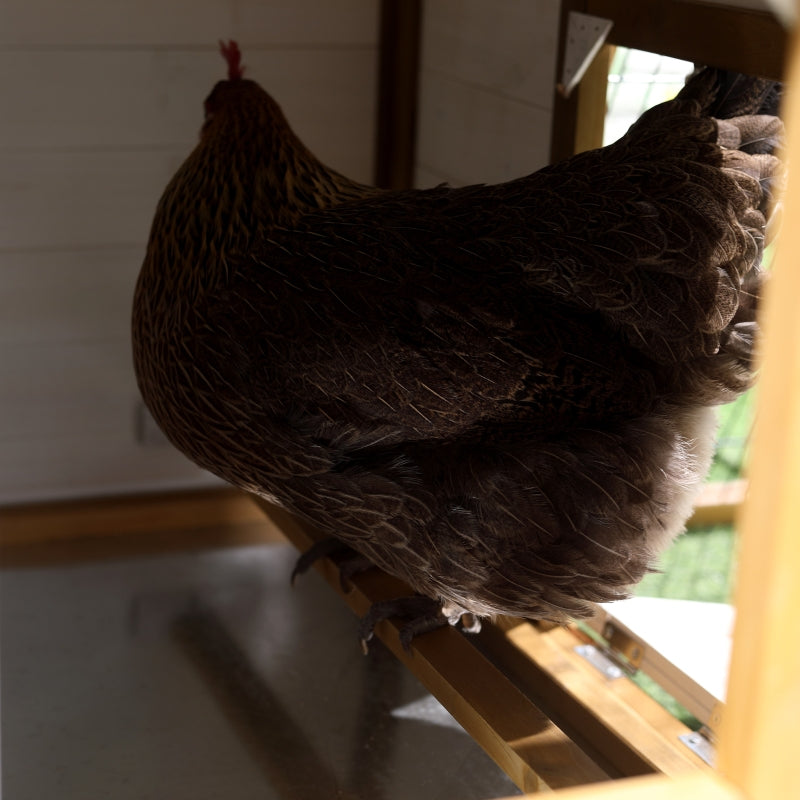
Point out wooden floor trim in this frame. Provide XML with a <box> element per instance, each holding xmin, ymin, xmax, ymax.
<box><xmin>0</xmin><ymin>487</ymin><xmax>266</xmax><ymax>548</ymax></box>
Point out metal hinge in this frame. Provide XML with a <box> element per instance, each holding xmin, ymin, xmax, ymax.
<box><xmin>679</xmin><ymin>725</ymin><xmax>717</xmax><ymax>767</ymax></box>
<box><xmin>680</xmin><ymin>702</ymin><xmax>722</xmax><ymax>766</ymax></box>
<box><xmin>601</xmin><ymin>620</ymin><xmax>645</xmax><ymax>670</ymax></box>
<box><xmin>575</xmin><ymin>620</ymin><xmax>645</xmax><ymax>679</ymax></box>
<box><xmin>558</xmin><ymin>11</ymin><xmax>614</xmax><ymax>97</ymax></box>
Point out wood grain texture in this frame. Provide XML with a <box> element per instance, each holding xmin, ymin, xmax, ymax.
<box><xmin>0</xmin><ymin>0</ymin><xmax>379</xmax><ymax>46</ymax></box>
<box><xmin>500</xmin><ymin>771</ymin><xmax>743</xmax><ymax>800</ymax></box>
<box><xmin>416</xmin><ymin>70</ymin><xmax>553</xmax><ymax>185</ymax></box>
<box><xmin>256</xmin><ymin>499</ymin><xmax>611</xmax><ymax>793</ymax></box>
<box><xmin>420</xmin><ymin>0</ymin><xmax>559</xmax><ymax>111</ymax></box>
<box><xmin>718</xmin><ymin>31</ymin><xmax>800</xmax><ymax>799</ymax></box>
<box><xmin>687</xmin><ymin>480</ymin><xmax>747</xmax><ymax>526</ymax></box>
<box><xmin>0</xmin><ymin>2</ymin><xmax>379</xmax><ymax>503</ymax></box>
<box><xmin>589</xmin><ymin>0</ymin><xmax>786</xmax><ymax>79</ymax></box>
<box><xmin>0</xmin><ymin>487</ymin><xmax>266</xmax><ymax>547</ymax></box>
<box><xmin>484</xmin><ymin>620</ymin><xmax>707</xmax><ymax>776</ymax></box>
<box><xmin>416</xmin><ymin>0</ymin><xmax>558</xmax><ymax>186</ymax></box>
<box><xmin>0</xmin><ymin>487</ymin><xmax>285</xmax><ymax>568</ymax></box>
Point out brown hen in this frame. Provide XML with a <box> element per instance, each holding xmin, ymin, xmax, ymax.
<box><xmin>133</xmin><ymin>42</ymin><xmax>783</xmax><ymax>645</ymax></box>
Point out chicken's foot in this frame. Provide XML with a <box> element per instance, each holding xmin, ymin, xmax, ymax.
<box><xmin>358</xmin><ymin>596</ymin><xmax>481</xmax><ymax>653</ymax></box>
<box><xmin>291</xmin><ymin>537</ymin><xmax>375</xmax><ymax>591</ymax></box>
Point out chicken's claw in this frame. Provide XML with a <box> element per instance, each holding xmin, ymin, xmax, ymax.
<box><xmin>358</xmin><ymin>595</ymin><xmax>469</xmax><ymax>653</ymax></box>
<box><xmin>291</xmin><ymin>537</ymin><xmax>374</xmax><ymax>592</ymax></box>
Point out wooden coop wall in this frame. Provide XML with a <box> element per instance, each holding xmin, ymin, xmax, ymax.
<box><xmin>0</xmin><ymin>0</ymin><xmax>380</xmax><ymax>505</ymax></box>
<box><xmin>1</xmin><ymin>1</ymin><xmax>798</xmax><ymax>797</ymax></box>
<box><xmin>414</xmin><ymin>0</ymin><xmax>560</xmax><ymax>188</ymax></box>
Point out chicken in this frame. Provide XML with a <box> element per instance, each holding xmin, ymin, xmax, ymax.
<box><xmin>133</xmin><ymin>41</ymin><xmax>783</xmax><ymax>646</ymax></box>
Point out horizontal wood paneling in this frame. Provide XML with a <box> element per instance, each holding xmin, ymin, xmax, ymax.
<box><xmin>0</xmin><ymin>0</ymin><xmax>379</xmax><ymax>503</ymax></box>
<box><xmin>414</xmin><ymin>0</ymin><xmax>558</xmax><ymax>188</ymax></box>
<box><xmin>416</xmin><ymin>70</ymin><xmax>553</xmax><ymax>186</ymax></box>
<box><xmin>0</xmin><ymin>0</ymin><xmax>378</xmax><ymax>47</ymax></box>
<box><xmin>589</xmin><ymin>0</ymin><xmax>786</xmax><ymax>79</ymax></box>
<box><xmin>0</xmin><ymin>247</ymin><xmax>140</xmax><ymax>344</ymax></box>
<box><xmin>0</xmin><ymin>48</ymin><xmax>377</xmax><ymax>168</ymax></box>
<box><xmin>0</xmin><ymin>430</ymin><xmax>222</xmax><ymax>506</ymax></box>
<box><xmin>0</xmin><ymin>339</ymin><xmax>136</xmax><ymax>440</ymax></box>
<box><xmin>421</xmin><ymin>0</ymin><xmax>559</xmax><ymax>111</ymax></box>
<box><xmin>0</xmin><ymin>150</ymin><xmax>181</xmax><ymax>250</ymax></box>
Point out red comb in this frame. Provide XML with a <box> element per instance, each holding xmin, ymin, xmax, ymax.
<box><xmin>219</xmin><ymin>40</ymin><xmax>245</xmax><ymax>80</ymax></box>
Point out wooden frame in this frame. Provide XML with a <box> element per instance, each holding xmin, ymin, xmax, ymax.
<box><xmin>373</xmin><ymin>0</ymin><xmax>422</xmax><ymax>189</ymax></box>
<box><xmin>551</xmin><ymin>0</ymin><xmax>787</xmax><ymax>162</ymax></box>
<box><xmin>543</xmin><ymin>4</ymin><xmax>799</xmax><ymax>799</ymax></box>
<box><xmin>2</xmin><ymin>3</ymin><xmax>797</xmax><ymax>798</ymax></box>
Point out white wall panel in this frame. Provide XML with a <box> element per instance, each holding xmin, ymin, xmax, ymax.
<box><xmin>416</xmin><ymin>70</ymin><xmax>553</xmax><ymax>186</ymax></box>
<box><xmin>413</xmin><ymin>165</ymin><xmax>450</xmax><ymax>190</ymax></box>
<box><xmin>0</xmin><ymin>48</ymin><xmax>377</xmax><ymax>177</ymax></box>
<box><xmin>1</xmin><ymin>433</ymin><xmax>222</xmax><ymax>506</ymax></box>
<box><xmin>415</xmin><ymin>0</ymin><xmax>558</xmax><ymax>187</ymax></box>
<box><xmin>0</xmin><ymin>150</ymin><xmax>182</xmax><ymax>250</ymax></box>
<box><xmin>421</xmin><ymin>0</ymin><xmax>559</xmax><ymax>111</ymax></box>
<box><xmin>0</xmin><ymin>0</ymin><xmax>378</xmax><ymax>47</ymax></box>
<box><xmin>1</xmin><ymin>339</ymin><xmax>135</xmax><ymax>440</ymax></box>
<box><xmin>0</xmin><ymin>247</ymin><xmax>139</xmax><ymax>345</ymax></box>
<box><xmin>0</xmin><ymin>0</ymin><xmax>379</xmax><ymax>504</ymax></box>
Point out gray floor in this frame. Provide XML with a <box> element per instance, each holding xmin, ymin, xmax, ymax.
<box><xmin>1</xmin><ymin>542</ymin><xmax>519</xmax><ymax>799</ymax></box>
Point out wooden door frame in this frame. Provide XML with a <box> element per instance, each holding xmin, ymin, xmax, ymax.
<box><xmin>551</xmin><ymin>0</ymin><xmax>788</xmax><ymax>162</ymax></box>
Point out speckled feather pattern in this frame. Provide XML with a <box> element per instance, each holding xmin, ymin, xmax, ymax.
<box><xmin>133</xmin><ymin>65</ymin><xmax>783</xmax><ymax>622</ymax></box>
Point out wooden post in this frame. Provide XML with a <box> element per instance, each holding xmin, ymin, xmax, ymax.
<box><xmin>717</xmin><ymin>24</ymin><xmax>800</xmax><ymax>800</ymax></box>
<box><xmin>527</xmin><ymin>9</ymin><xmax>800</xmax><ymax>800</ymax></box>
<box><xmin>373</xmin><ymin>0</ymin><xmax>422</xmax><ymax>189</ymax></box>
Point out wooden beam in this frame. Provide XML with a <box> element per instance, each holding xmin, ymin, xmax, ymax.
<box><xmin>718</xmin><ymin>28</ymin><xmax>800</xmax><ymax>800</ymax></box>
<box><xmin>550</xmin><ymin>0</ymin><xmax>587</xmax><ymax>163</ymax></box>
<box><xmin>0</xmin><ymin>488</ymin><xmax>284</xmax><ymax>565</ymax></box>
<box><xmin>503</xmin><ymin>771</ymin><xmax>743</xmax><ymax>800</ymax></box>
<box><xmin>574</xmin><ymin>44</ymin><xmax>615</xmax><ymax>153</ymax></box>
<box><xmin>687</xmin><ymin>480</ymin><xmax>747</xmax><ymax>527</ymax></box>
<box><xmin>0</xmin><ymin>487</ymin><xmax>266</xmax><ymax>546</ymax></box>
<box><xmin>479</xmin><ymin>620</ymin><xmax>707</xmax><ymax>777</ymax></box>
<box><xmin>255</xmin><ymin>499</ymin><xmax>611</xmax><ymax>793</ymax></box>
<box><xmin>588</xmin><ymin>0</ymin><xmax>786</xmax><ymax>79</ymax></box>
<box><xmin>373</xmin><ymin>0</ymin><xmax>422</xmax><ymax>189</ymax></box>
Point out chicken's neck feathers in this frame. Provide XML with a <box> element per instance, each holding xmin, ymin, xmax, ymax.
<box><xmin>144</xmin><ymin>94</ymin><xmax>375</xmax><ymax>301</ymax></box>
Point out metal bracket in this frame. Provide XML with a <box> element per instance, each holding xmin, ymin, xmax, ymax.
<box><xmin>575</xmin><ymin>619</ymin><xmax>646</xmax><ymax>680</ymax></box>
<box><xmin>602</xmin><ymin>621</ymin><xmax>645</xmax><ymax>670</ymax></box>
<box><xmin>558</xmin><ymin>11</ymin><xmax>613</xmax><ymax>98</ymax></box>
<box><xmin>574</xmin><ymin>643</ymin><xmax>625</xmax><ymax>680</ymax></box>
<box><xmin>679</xmin><ymin>728</ymin><xmax>717</xmax><ymax>767</ymax></box>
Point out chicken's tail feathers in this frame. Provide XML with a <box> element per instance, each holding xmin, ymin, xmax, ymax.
<box><xmin>670</xmin><ymin>69</ymin><xmax>785</xmax><ymax>403</ymax></box>
<box><xmin>678</xmin><ymin>66</ymin><xmax>781</xmax><ymax>120</ymax></box>
<box><xmin>575</xmin><ymin>65</ymin><xmax>785</xmax><ymax>402</ymax></box>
